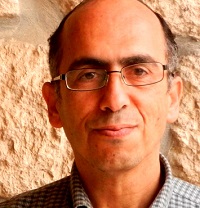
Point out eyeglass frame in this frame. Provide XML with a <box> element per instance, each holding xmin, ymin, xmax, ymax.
<box><xmin>51</xmin><ymin>62</ymin><xmax>170</xmax><ymax>91</ymax></box>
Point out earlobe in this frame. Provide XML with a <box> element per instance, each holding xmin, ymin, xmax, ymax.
<box><xmin>167</xmin><ymin>76</ymin><xmax>183</xmax><ymax>123</ymax></box>
<box><xmin>42</xmin><ymin>82</ymin><xmax>63</xmax><ymax>128</ymax></box>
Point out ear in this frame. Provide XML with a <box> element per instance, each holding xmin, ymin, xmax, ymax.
<box><xmin>42</xmin><ymin>82</ymin><xmax>63</xmax><ymax>128</ymax></box>
<box><xmin>167</xmin><ymin>76</ymin><xmax>183</xmax><ymax>123</ymax></box>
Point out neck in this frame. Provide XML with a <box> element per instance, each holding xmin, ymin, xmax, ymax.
<box><xmin>75</xmin><ymin>152</ymin><xmax>165</xmax><ymax>208</ymax></box>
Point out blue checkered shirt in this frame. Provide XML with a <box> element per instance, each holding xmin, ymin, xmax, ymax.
<box><xmin>0</xmin><ymin>154</ymin><xmax>199</xmax><ymax>207</ymax></box>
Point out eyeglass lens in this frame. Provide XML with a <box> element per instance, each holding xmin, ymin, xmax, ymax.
<box><xmin>65</xmin><ymin>63</ymin><xmax>165</xmax><ymax>91</ymax></box>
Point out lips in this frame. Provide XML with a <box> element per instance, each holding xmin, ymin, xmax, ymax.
<box><xmin>92</xmin><ymin>125</ymin><xmax>136</xmax><ymax>137</ymax></box>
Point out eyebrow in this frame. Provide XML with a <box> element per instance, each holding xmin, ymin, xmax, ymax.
<box><xmin>119</xmin><ymin>55</ymin><xmax>157</xmax><ymax>66</ymax></box>
<box><xmin>68</xmin><ymin>57</ymin><xmax>109</xmax><ymax>70</ymax></box>
<box><xmin>67</xmin><ymin>54</ymin><xmax>158</xmax><ymax>70</ymax></box>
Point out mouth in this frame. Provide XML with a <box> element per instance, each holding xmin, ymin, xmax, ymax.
<box><xmin>92</xmin><ymin>125</ymin><xmax>136</xmax><ymax>137</ymax></box>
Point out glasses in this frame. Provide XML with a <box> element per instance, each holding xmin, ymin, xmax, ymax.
<box><xmin>51</xmin><ymin>62</ymin><xmax>169</xmax><ymax>91</ymax></box>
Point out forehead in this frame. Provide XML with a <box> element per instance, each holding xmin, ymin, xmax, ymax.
<box><xmin>59</xmin><ymin>0</ymin><xmax>167</xmax><ymax>69</ymax></box>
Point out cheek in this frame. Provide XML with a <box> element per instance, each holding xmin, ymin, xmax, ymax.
<box><xmin>59</xmin><ymin>90</ymin><xmax>95</xmax><ymax>133</ymax></box>
<box><xmin>58</xmin><ymin>98</ymin><xmax>84</xmax><ymax>147</ymax></box>
<box><xmin>136</xmin><ymin>87</ymin><xmax>169</xmax><ymax>129</ymax></box>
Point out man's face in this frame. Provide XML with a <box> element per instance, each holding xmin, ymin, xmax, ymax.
<box><xmin>44</xmin><ymin>0</ymin><xmax>182</xmax><ymax>173</ymax></box>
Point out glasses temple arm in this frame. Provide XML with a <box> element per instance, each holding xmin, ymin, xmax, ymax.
<box><xmin>51</xmin><ymin>74</ymin><xmax>66</xmax><ymax>82</ymax></box>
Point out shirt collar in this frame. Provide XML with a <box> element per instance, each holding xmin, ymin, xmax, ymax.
<box><xmin>70</xmin><ymin>163</ymin><xmax>93</xmax><ymax>208</ymax></box>
<box><xmin>70</xmin><ymin>154</ymin><xmax>174</xmax><ymax>208</ymax></box>
<box><xmin>150</xmin><ymin>154</ymin><xmax>174</xmax><ymax>207</ymax></box>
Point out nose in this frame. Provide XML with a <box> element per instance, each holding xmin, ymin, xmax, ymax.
<box><xmin>99</xmin><ymin>72</ymin><xmax>130</xmax><ymax>112</ymax></box>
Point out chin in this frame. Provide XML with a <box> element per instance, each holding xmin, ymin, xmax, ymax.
<box><xmin>90</xmin><ymin>152</ymin><xmax>143</xmax><ymax>174</ymax></box>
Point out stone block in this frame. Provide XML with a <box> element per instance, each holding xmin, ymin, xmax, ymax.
<box><xmin>0</xmin><ymin>0</ymin><xmax>19</xmax><ymax>18</ymax></box>
<box><xmin>0</xmin><ymin>39</ymin><xmax>73</xmax><ymax>197</ymax></box>
<box><xmin>142</xmin><ymin>0</ymin><xmax>200</xmax><ymax>40</ymax></box>
<box><xmin>169</xmin><ymin>50</ymin><xmax>200</xmax><ymax>186</ymax></box>
<box><xmin>54</xmin><ymin>0</ymin><xmax>83</xmax><ymax>14</ymax></box>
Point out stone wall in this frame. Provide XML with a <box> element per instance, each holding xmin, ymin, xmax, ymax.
<box><xmin>0</xmin><ymin>0</ymin><xmax>199</xmax><ymax>199</ymax></box>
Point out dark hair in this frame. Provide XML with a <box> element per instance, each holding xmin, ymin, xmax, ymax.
<box><xmin>48</xmin><ymin>0</ymin><xmax>178</xmax><ymax>79</ymax></box>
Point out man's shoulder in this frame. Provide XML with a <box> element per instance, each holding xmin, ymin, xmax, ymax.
<box><xmin>0</xmin><ymin>176</ymin><xmax>72</xmax><ymax>208</ymax></box>
<box><xmin>170</xmin><ymin>177</ymin><xmax>200</xmax><ymax>207</ymax></box>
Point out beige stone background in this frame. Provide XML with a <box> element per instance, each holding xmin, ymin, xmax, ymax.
<box><xmin>0</xmin><ymin>0</ymin><xmax>199</xmax><ymax>200</ymax></box>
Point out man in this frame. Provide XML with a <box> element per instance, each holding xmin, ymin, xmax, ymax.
<box><xmin>0</xmin><ymin>0</ymin><xmax>199</xmax><ymax>207</ymax></box>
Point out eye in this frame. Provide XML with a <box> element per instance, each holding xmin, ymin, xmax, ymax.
<box><xmin>66</xmin><ymin>69</ymin><xmax>107</xmax><ymax>90</ymax></box>
<box><xmin>124</xmin><ymin>65</ymin><xmax>149</xmax><ymax>78</ymax></box>
<box><xmin>132</xmin><ymin>67</ymin><xmax>148</xmax><ymax>76</ymax></box>
<box><xmin>74</xmin><ymin>69</ymin><xmax>106</xmax><ymax>83</ymax></box>
<box><xmin>81</xmin><ymin>72</ymin><xmax>96</xmax><ymax>80</ymax></box>
<box><xmin>77</xmin><ymin>70</ymin><xmax>101</xmax><ymax>81</ymax></box>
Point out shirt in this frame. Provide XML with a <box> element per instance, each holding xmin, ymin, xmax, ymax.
<box><xmin>0</xmin><ymin>154</ymin><xmax>199</xmax><ymax>208</ymax></box>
